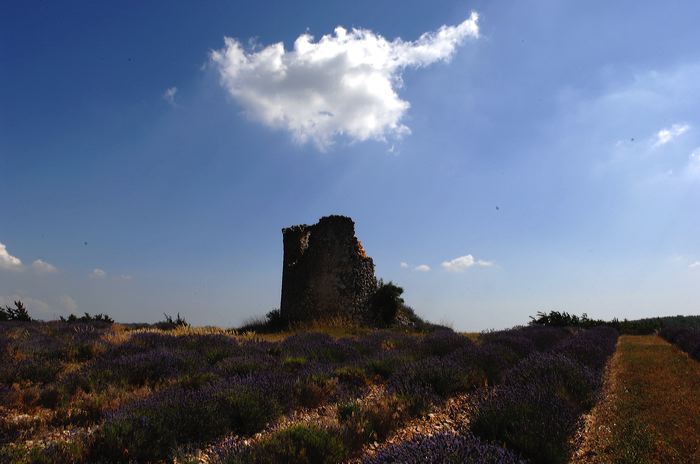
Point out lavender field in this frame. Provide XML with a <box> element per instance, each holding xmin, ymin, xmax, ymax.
<box><xmin>659</xmin><ymin>326</ymin><xmax>700</xmax><ymax>360</ymax></box>
<box><xmin>0</xmin><ymin>321</ymin><xmax>617</xmax><ymax>463</ymax></box>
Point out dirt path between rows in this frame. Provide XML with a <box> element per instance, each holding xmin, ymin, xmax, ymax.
<box><xmin>351</xmin><ymin>392</ymin><xmax>477</xmax><ymax>462</ymax></box>
<box><xmin>574</xmin><ymin>335</ymin><xmax>700</xmax><ymax>464</ymax></box>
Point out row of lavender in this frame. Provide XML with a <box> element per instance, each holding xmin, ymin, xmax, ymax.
<box><xmin>659</xmin><ymin>326</ymin><xmax>700</xmax><ymax>360</ymax></box>
<box><xmin>0</xmin><ymin>323</ymin><xmax>616</xmax><ymax>463</ymax></box>
<box><xmin>3</xmin><ymin>324</ymin><xmax>369</xmax><ymax>460</ymax></box>
<box><xmin>93</xmin><ymin>328</ymin><xmax>523</xmax><ymax>461</ymax></box>
<box><xmin>3</xmin><ymin>323</ymin><xmax>494</xmax><ymax>461</ymax></box>
<box><xmin>365</xmin><ymin>326</ymin><xmax>618</xmax><ymax>464</ymax></box>
<box><xmin>210</xmin><ymin>326</ymin><xmax>617</xmax><ymax>463</ymax></box>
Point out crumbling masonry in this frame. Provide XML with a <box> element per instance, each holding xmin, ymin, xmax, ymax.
<box><xmin>280</xmin><ymin>215</ymin><xmax>378</xmax><ymax>322</ymax></box>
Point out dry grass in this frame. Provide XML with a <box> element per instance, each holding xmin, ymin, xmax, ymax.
<box><xmin>574</xmin><ymin>335</ymin><xmax>700</xmax><ymax>464</ymax></box>
<box><xmin>236</xmin><ymin>318</ymin><xmax>428</xmax><ymax>342</ymax></box>
<box><xmin>461</xmin><ymin>332</ymin><xmax>481</xmax><ymax>343</ymax></box>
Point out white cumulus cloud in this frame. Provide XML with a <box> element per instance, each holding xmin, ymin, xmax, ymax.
<box><xmin>0</xmin><ymin>242</ymin><xmax>23</xmax><ymax>271</ymax></box>
<box><xmin>211</xmin><ymin>12</ymin><xmax>479</xmax><ymax>150</ymax></box>
<box><xmin>400</xmin><ymin>262</ymin><xmax>409</xmax><ymax>268</ymax></box>
<box><xmin>442</xmin><ymin>254</ymin><xmax>475</xmax><ymax>272</ymax></box>
<box><xmin>90</xmin><ymin>268</ymin><xmax>106</xmax><ymax>278</ymax></box>
<box><xmin>689</xmin><ymin>261</ymin><xmax>700</xmax><ymax>269</ymax></box>
<box><xmin>414</xmin><ymin>264</ymin><xmax>431</xmax><ymax>272</ymax></box>
<box><xmin>653</xmin><ymin>123</ymin><xmax>690</xmax><ymax>147</ymax></box>
<box><xmin>441</xmin><ymin>254</ymin><xmax>493</xmax><ymax>272</ymax></box>
<box><xmin>32</xmin><ymin>259</ymin><xmax>57</xmax><ymax>274</ymax></box>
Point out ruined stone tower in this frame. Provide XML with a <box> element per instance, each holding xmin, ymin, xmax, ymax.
<box><xmin>280</xmin><ymin>215</ymin><xmax>378</xmax><ymax>322</ymax></box>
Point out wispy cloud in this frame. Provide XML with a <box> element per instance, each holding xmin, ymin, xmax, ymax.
<box><xmin>400</xmin><ymin>262</ymin><xmax>409</xmax><ymax>269</ymax></box>
<box><xmin>59</xmin><ymin>295</ymin><xmax>78</xmax><ymax>312</ymax></box>
<box><xmin>32</xmin><ymin>259</ymin><xmax>57</xmax><ymax>274</ymax></box>
<box><xmin>163</xmin><ymin>86</ymin><xmax>178</xmax><ymax>106</ymax></box>
<box><xmin>441</xmin><ymin>254</ymin><xmax>493</xmax><ymax>272</ymax></box>
<box><xmin>653</xmin><ymin>123</ymin><xmax>690</xmax><ymax>148</ymax></box>
<box><xmin>0</xmin><ymin>242</ymin><xmax>23</xmax><ymax>271</ymax></box>
<box><xmin>211</xmin><ymin>13</ymin><xmax>479</xmax><ymax>150</ymax></box>
<box><xmin>689</xmin><ymin>261</ymin><xmax>700</xmax><ymax>269</ymax></box>
<box><xmin>414</xmin><ymin>264</ymin><xmax>431</xmax><ymax>272</ymax></box>
<box><xmin>90</xmin><ymin>268</ymin><xmax>106</xmax><ymax>278</ymax></box>
<box><xmin>686</xmin><ymin>147</ymin><xmax>700</xmax><ymax>179</ymax></box>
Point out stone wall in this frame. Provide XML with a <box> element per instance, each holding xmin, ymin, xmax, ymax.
<box><xmin>280</xmin><ymin>215</ymin><xmax>378</xmax><ymax>322</ymax></box>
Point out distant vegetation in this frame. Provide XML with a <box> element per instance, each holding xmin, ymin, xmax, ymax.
<box><xmin>60</xmin><ymin>312</ymin><xmax>114</xmax><ymax>323</ymax></box>
<box><xmin>2</xmin><ymin>300</ymin><xmax>194</xmax><ymax>329</ymax></box>
<box><xmin>155</xmin><ymin>312</ymin><xmax>190</xmax><ymax>330</ymax></box>
<box><xmin>530</xmin><ymin>310</ymin><xmax>700</xmax><ymax>334</ymax></box>
<box><xmin>0</xmin><ymin>301</ymin><xmax>31</xmax><ymax>321</ymax></box>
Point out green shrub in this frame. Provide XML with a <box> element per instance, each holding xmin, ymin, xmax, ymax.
<box><xmin>0</xmin><ymin>437</ymin><xmax>91</xmax><ymax>464</ymax></box>
<box><xmin>177</xmin><ymin>372</ymin><xmax>218</xmax><ymax>389</ymax></box>
<box><xmin>333</xmin><ymin>366</ymin><xmax>368</xmax><ymax>386</ymax></box>
<box><xmin>424</xmin><ymin>364</ymin><xmax>479</xmax><ymax>397</ymax></box>
<box><xmin>397</xmin><ymin>393</ymin><xmax>432</xmax><ymax>418</ymax></box>
<box><xmin>95</xmin><ymin>393</ymin><xmax>227</xmax><ymax>461</ymax></box>
<box><xmin>365</xmin><ymin>359</ymin><xmax>398</xmax><ymax>379</ymax></box>
<box><xmin>249</xmin><ymin>425</ymin><xmax>347</xmax><ymax>464</ymax></box>
<box><xmin>38</xmin><ymin>387</ymin><xmax>61</xmax><ymax>409</ymax></box>
<box><xmin>295</xmin><ymin>375</ymin><xmax>338</xmax><ymax>408</ymax></box>
<box><xmin>16</xmin><ymin>359</ymin><xmax>62</xmax><ymax>384</ymax></box>
<box><xmin>283</xmin><ymin>356</ymin><xmax>308</xmax><ymax>370</ymax></box>
<box><xmin>205</xmin><ymin>347</ymin><xmax>232</xmax><ymax>365</ymax></box>
<box><xmin>369</xmin><ymin>281</ymin><xmax>404</xmax><ymax>325</ymax></box>
<box><xmin>337</xmin><ymin>400</ymin><xmax>362</xmax><ymax>422</ymax></box>
<box><xmin>338</xmin><ymin>396</ymin><xmax>401</xmax><ymax>449</ymax></box>
<box><xmin>94</xmin><ymin>387</ymin><xmax>276</xmax><ymax>461</ymax></box>
<box><xmin>217</xmin><ymin>389</ymin><xmax>280</xmax><ymax>436</ymax></box>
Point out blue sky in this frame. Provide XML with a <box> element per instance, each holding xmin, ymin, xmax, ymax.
<box><xmin>1</xmin><ymin>1</ymin><xmax>699</xmax><ymax>330</ymax></box>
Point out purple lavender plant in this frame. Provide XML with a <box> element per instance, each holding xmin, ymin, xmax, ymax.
<box><xmin>471</xmin><ymin>327</ymin><xmax>618</xmax><ymax>464</ymax></box>
<box><xmin>660</xmin><ymin>326</ymin><xmax>700</xmax><ymax>359</ymax></box>
<box><xmin>363</xmin><ymin>431</ymin><xmax>525</xmax><ymax>464</ymax></box>
<box><xmin>552</xmin><ymin>326</ymin><xmax>618</xmax><ymax>371</ymax></box>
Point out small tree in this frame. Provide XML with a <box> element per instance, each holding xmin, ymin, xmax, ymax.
<box><xmin>369</xmin><ymin>280</ymin><xmax>404</xmax><ymax>325</ymax></box>
<box><xmin>0</xmin><ymin>300</ymin><xmax>32</xmax><ymax>321</ymax></box>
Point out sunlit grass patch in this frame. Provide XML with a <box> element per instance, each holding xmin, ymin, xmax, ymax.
<box><xmin>574</xmin><ymin>335</ymin><xmax>700</xmax><ymax>463</ymax></box>
<box><xmin>248</xmin><ymin>424</ymin><xmax>347</xmax><ymax>464</ymax></box>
